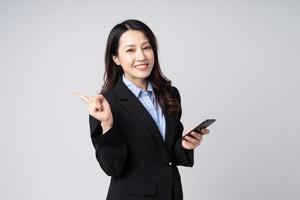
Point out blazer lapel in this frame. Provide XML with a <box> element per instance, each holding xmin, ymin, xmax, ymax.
<box><xmin>114</xmin><ymin>78</ymin><xmax>165</xmax><ymax>144</ymax></box>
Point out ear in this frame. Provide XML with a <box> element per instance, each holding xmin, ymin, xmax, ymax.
<box><xmin>112</xmin><ymin>55</ymin><xmax>121</xmax><ymax>65</ymax></box>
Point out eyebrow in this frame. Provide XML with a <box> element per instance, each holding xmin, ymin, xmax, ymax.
<box><xmin>124</xmin><ymin>41</ymin><xmax>150</xmax><ymax>48</ymax></box>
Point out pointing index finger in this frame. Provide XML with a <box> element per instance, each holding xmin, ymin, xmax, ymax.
<box><xmin>74</xmin><ymin>91</ymin><xmax>90</xmax><ymax>103</ymax></box>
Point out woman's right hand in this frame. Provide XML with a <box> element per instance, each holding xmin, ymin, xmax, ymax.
<box><xmin>74</xmin><ymin>91</ymin><xmax>113</xmax><ymax>134</ymax></box>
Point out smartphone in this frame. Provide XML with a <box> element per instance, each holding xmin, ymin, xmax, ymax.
<box><xmin>183</xmin><ymin>119</ymin><xmax>216</xmax><ymax>138</ymax></box>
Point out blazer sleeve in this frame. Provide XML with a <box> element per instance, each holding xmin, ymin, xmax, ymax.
<box><xmin>172</xmin><ymin>87</ymin><xmax>194</xmax><ymax>167</ymax></box>
<box><xmin>89</xmin><ymin>115</ymin><xmax>127</xmax><ymax>178</ymax></box>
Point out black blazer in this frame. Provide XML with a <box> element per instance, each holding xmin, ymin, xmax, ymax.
<box><xmin>89</xmin><ymin>77</ymin><xmax>194</xmax><ymax>200</ymax></box>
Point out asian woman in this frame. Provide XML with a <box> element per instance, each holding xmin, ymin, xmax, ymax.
<box><xmin>75</xmin><ymin>19</ymin><xmax>209</xmax><ymax>200</ymax></box>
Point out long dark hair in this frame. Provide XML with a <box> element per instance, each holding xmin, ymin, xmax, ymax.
<box><xmin>101</xmin><ymin>19</ymin><xmax>181</xmax><ymax>116</ymax></box>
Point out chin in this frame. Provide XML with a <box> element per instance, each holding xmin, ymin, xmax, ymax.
<box><xmin>139</xmin><ymin>71</ymin><xmax>152</xmax><ymax>79</ymax></box>
<box><xmin>133</xmin><ymin>70</ymin><xmax>152</xmax><ymax>78</ymax></box>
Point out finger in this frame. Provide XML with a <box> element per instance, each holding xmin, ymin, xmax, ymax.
<box><xmin>183</xmin><ymin>128</ymin><xmax>197</xmax><ymax>138</ymax></box>
<box><xmin>182</xmin><ymin>140</ymin><xmax>194</xmax><ymax>150</ymax></box>
<box><xmin>89</xmin><ymin>103</ymin><xmax>103</xmax><ymax>114</ymax></box>
<box><xmin>201</xmin><ymin>128</ymin><xmax>209</xmax><ymax>135</ymax></box>
<box><xmin>184</xmin><ymin>135</ymin><xmax>201</xmax><ymax>146</ymax></box>
<box><xmin>95</xmin><ymin>94</ymin><xmax>106</xmax><ymax>101</ymax></box>
<box><xmin>91</xmin><ymin>97</ymin><xmax>101</xmax><ymax>104</ymax></box>
<box><xmin>90</xmin><ymin>100</ymin><xmax>103</xmax><ymax>111</ymax></box>
<box><xmin>74</xmin><ymin>91</ymin><xmax>90</xmax><ymax>102</ymax></box>
<box><xmin>183</xmin><ymin>127</ymin><xmax>195</xmax><ymax>136</ymax></box>
<box><xmin>190</xmin><ymin>132</ymin><xmax>202</xmax><ymax>140</ymax></box>
<box><xmin>94</xmin><ymin>104</ymin><xmax>103</xmax><ymax>112</ymax></box>
<box><xmin>182</xmin><ymin>139</ymin><xmax>199</xmax><ymax>150</ymax></box>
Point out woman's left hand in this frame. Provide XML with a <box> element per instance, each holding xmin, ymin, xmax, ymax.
<box><xmin>182</xmin><ymin>129</ymin><xmax>209</xmax><ymax>150</ymax></box>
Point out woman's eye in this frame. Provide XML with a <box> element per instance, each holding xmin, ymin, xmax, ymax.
<box><xmin>126</xmin><ymin>49</ymin><xmax>134</xmax><ymax>52</ymax></box>
<box><xmin>144</xmin><ymin>46</ymin><xmax>152</xmax><ymax>50</ymax></box>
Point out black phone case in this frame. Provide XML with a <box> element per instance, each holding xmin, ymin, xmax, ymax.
<box><xmin>183</xmin><ymin>119</ymin><xmax>216</xmax><ymax>137</ymax></box>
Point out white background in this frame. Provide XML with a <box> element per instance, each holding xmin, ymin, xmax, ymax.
<box><xmin>1</xmin><ymin>0</ymin><xmax>299</xmax><ymax>199</ymax></box>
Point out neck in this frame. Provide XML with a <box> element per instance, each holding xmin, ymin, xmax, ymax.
<box><xmin>132</xmin><ymin>79</ymin><xmax>148</xmax><ymax>91</ymax></box>
<box><xmin>125</xmin><ymin>75</ymin><xmax>148</xmax><ymax>91</ymax></box>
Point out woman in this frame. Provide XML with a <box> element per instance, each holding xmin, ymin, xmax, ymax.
<box><xmin>75</xmin><ymin>19</ymin><xmax>209</xmax><ymax>200</ymax></box>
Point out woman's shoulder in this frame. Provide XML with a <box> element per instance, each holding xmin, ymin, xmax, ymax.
<box><xmin>101</xmin><ymin>89</ymin><xmax>117</xmax><ymax>102</ymax></box>
<box><xmin>170</xmin><ymin>85</ymin><xmax>181</xmax><ymax>103</ymax></box>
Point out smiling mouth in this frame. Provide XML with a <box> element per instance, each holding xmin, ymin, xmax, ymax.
<box><xmin>134</xmin><ymin>63</ymin><xmax>148</xmax><ymax>68</ymax></box>
<box><xmin>134</xmin><ymin>64</ymin><xmax>149</xmax><ymax>71</ymax></box>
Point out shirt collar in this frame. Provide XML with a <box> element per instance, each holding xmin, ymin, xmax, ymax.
<box><xmin>122</xmin><ymin>75</ymin><xmax>154</xmax><ymax>98</ymax></box>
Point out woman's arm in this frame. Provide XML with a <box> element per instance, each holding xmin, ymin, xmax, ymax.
<box><xmin>89</xmin><ymin>115</ymin><xmax>127</xmax><ymax>178</ymax></box>
<box><xmin>171</xmin><ymin>87</ymin><xmax>194</xmax><ymax>167</ymax></box>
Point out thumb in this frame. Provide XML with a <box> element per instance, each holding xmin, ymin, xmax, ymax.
<box><xmin>95</xmin><ymin>94</ymin><xmax>106</xmax><ymax>101</ymax></box>
<box><xmin>183</xmin><ymin>127</ymin><xmax>194</xmax><ymax>136</ymax></box>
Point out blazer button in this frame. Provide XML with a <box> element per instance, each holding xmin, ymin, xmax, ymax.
<box><xmin>165</xmin><ymin>159</ymin><xmax>172</xmax><ymax>166</ymax></box>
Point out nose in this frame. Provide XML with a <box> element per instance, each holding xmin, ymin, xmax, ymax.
<box><xmin>136</xmin><ymin>48</ymin><xmax>146</xmax><ymax>61</ymax></box>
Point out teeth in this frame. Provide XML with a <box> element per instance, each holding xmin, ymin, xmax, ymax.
<box><xmin>136</xmin><ymin>64</ymin><xmax>147</xmax><ymax>68</ymax></box>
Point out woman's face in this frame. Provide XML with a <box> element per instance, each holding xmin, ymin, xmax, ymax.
<box><xmin>113</xmin><ymin>30</ymin><xmax>155</xmax><ymax>84</ymax></box>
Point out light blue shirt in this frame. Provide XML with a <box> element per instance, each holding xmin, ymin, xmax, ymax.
<box><xmin>122</xmin><ymin>75</ymin><xmax>166</xmax><ymax>141</ymax></box>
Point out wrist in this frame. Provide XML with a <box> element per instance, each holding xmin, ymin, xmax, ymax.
<box><xmin>101</xmin><ymin>120</ymin><xmax>113</xmax><ymax>134</ymax></box>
